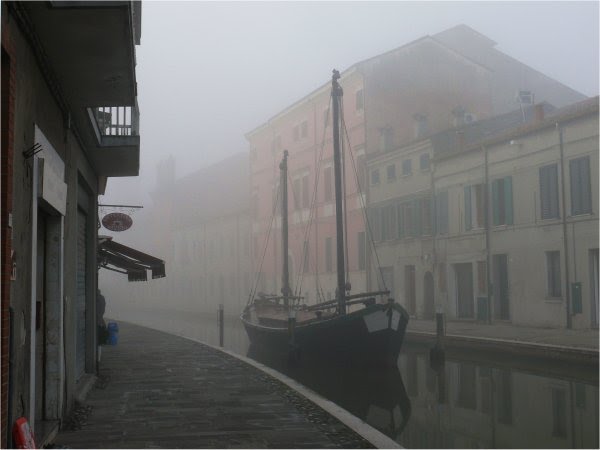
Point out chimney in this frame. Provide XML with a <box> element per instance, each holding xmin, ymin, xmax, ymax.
<box><xmin>534</xmin><ymin>104</ymin><xmax>545</xmax><ymax>123</ymax></box>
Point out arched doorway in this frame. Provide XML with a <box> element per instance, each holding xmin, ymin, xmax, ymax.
<box><xmin>423</xmin><ymin>271</ymin><xmax>435</xmax><ymax>319</ymax></box>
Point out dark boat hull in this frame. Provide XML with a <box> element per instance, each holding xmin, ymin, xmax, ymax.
<box><xmin>241</xmin><ymin>302</ymin><xmax>409</xmax><ymax>367</ymax></box>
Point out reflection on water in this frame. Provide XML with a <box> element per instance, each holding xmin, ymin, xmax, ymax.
<box><xmin>111</xmin><ymin>307</ymin><xmax>599</xmax><ymax>449</ymax></box>
<box><xmin>398</xmin><ymin>348</ymin><xmax>599</xmax><ymax>449</ymax></box>
<box><xmin>248</xmin><ymin>345</ymin><xmax>412</xmax><ymax>440</ymax></box>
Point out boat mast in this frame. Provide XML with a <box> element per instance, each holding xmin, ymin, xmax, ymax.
<box><xmin>280</xmin><ymin>150</ymin><xmax>291</xmax><ymax>307</ymax></box>
<box><xmin>331</xmin><ymin>70</ymin><xmax>347</xmax><ymax>315</ymax></box>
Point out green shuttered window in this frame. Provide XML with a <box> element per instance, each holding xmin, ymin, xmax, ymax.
<box><xmin>569</xmin><ymin>156</ymin><xmax>592</xmax><ymax>216</ymax></box>
<box><xmin>492</xmin><ymin>176</ymin><xmax>513</xmax><ymax>226</ymax></box>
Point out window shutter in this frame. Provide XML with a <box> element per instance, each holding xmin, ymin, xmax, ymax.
<box><xmin>570</xmin><ymin>158</ymin><xmax>582</xmax><ymax>215</ymax></box>
<box><xmin>492</xmin><ymin>180</ymin><xmax>500</xmax><ymax>226</ymax></box>
<box><xmin>464</xmin><ymin>186</ymin><xmax>472</xmax><ymax>231</ymax></box>
<box><xmin>437</xmin><ymin>191</ymin><xmax>449</xmax><ymax>234</ymax></box>
<box><xmin>413</xmin><ymin>199</ymin><xmax>421</xmax><ymax>236</ymax></box>
<box><xmin>504</xmin><ymin>176</ymin><xmax>513</xmax><ymax>225</ymax></box>
<box><xmin>370</xmin><ymin>207</ymin><xmax>381</xmax><ymax>242</ymax></box>
<box><xmin>397</xmin><ymin>204</ymin><xmax>404</xmax><ymax>238</ymax></box>
<box><xmin>580</xmin><ymin>156</ymin><xmax>592</xmax><ymax>214</ymax></box>
<box><xmin>540</xmin><ymin>164</ymin><xmax>559</xmax><ymax>219</ymax></box>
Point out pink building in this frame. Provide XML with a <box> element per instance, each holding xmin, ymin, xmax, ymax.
<box><xmin>245</xmin><ymin>25</ymin><xmax>585</xmax><ymax>305</ymax></box>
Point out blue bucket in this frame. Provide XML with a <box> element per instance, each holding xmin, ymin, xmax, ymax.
<box><xmin>107</xmin><ymin>322</ymin><xmax>119</xmax><ymax>345</ymax></box>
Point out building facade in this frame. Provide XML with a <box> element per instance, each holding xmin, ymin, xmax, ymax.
<box><xmin>368</xmin><ymin>98</ymin><xmax>599</xmax><ymax>328</ymax></box>
<box><xmin>245</xmin><ymin>24</ymin><xmax>585</xmax><ymax>308</ymax></box>
<box><xmin>1</xmin><ymin>2</ymin><xmax>142</xmax><ymax>446</ymax></box>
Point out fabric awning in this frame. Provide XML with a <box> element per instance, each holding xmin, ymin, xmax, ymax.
<box><xmin>98</xmin><ymin>236</ymin><xmax>166</xmax><ymax>282</ymax></box>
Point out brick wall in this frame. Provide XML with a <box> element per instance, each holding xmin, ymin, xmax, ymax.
<box><xmin>1</xmin><ymin>14</ymin><xmax>16</xmax><ymax>449</ymax></box>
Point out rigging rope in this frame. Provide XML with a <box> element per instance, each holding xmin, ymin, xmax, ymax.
<box><xmin>339</xmin><ymin>96</ymin><xmax>350</xmax><ymax>283</ymax></box>
<box><xmin>293</xmin><ymin>94</ymin><xmax>333</xmax><ymax>298</ymax></box>
<box><xmin>340</xmin><ymin>101</ymin><xmax>388</xmax><ymax>293</ymax></box>
<box><xmin>247</xmin><ymin>155</ymin><xmax>283</xmax><ymax>305</ymax></box>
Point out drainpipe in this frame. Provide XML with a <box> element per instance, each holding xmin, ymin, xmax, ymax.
<box><xmin>484</xmin><ymin>145</ymin><xmax>492</xmax><ymax>324</ymax></box>
<box><xmin>29</xmin><ymin>156</ymin><xmax>39</xmax><ymax>432</ymax></box>
<box><xmin>557</xmin><ymin>124</ymin><xmax>572</xmax><ymax>328</ymax></box>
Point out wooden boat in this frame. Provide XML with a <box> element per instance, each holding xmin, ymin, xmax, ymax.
<box><xmin>241</xmin><ymin>70</ymin><xmax>409</xmax><ymax>367</ymax></box>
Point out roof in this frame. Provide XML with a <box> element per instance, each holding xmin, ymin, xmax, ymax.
<box><xmin>245</xmin><ymin>26</ymin><xmax>491</xmax><ymax>139</ymax></box>
<box><xmin>437</xmin><ymin>96</ymin><xmax>599</xmax><ymax>160</ymax></box>
<box><xmin>431</xmin><ymin>102</ymin><xmax>556</xmax><ymax>157</ymax></box>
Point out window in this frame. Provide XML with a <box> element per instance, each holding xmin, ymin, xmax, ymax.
<box><xmin>546</xmin><ymin>251</ymin><xmax>562</xmax><ymax>297</ymax></box>
<box><xmin>570</xmin><ymin>156</ymin><xmax>592</xmax><ymax>215</ymax></box>
<box><xmin>477</xmin><ymin>261</ymin><xmax>487</xmax><ymax>294</ymax></box>
<box><xmin>386</xmin><ymin>164</ymin><xmax>396</xmax><ymax>182</ymax></box>
<box><xmin>436</xmin><ymin>191</ymin><xmax>449</xmax><ymax>234</ymax></box>
<box><xmin>414</xmin><ymin>113</ymin><xmax>428</xmax><ymax>138</ymax></box>
<box><xmin>420</xmin><ymin>153</ymin><xmax>430</xmax><ymax>171</ymax></box>
<box><xmin>380</xmin><ymin>127</ymin><xmax>394</xmax><ymax>152</ymax></box>
<box><xmin>357</xmin><ymin>155</ymin><xmax>366</xmax><ymax>189</ymax></box>
<box><xmin>324</xmin><ymin>167</ymin><xmax>333</xmax><ymax>201</ymax></box>
<box><xmin>371</xmin><ymin>168</ymin><xmax>380</xmax><ymax>185</ymax></box>
<box><xmin>402</xmin><ymin>159</ymin><xmax>412</xmax><ymax>176</ymax></box>
<box><xmin>300</xmin><ymin>120</ymin><xmax>308</xmax><ymax>138</ymax></box>
<box><xmin>355</xmin><ymin>89</ymin><xmax>364</xmax><ymax>111</ymax></box>
<box><xmin>382</xmin><ymin>204</ymin><xmax>397</xmax><ymax>241</ymax></box>
<box><xmin>421</xmin><ymin>197</ymin><xmax>432</xmax><ymax>236</ymax></box>
<box><xmin>438</xmin><ymin>262</ymin><xmax>447</xmax><ymax>292</ymax></box>
<box><xmin>540</xmin><ymin>164</ymin><xmax>560</xmax><ymax>219</ymax></box>
<box><xmin>302</xmin><ymin>174</ymin><xmax>309</xmax><ymax>209</ymax></box>
<box><xmin>357</xmin><ymin>231</ymin><xmax>366</xmax><ymax>270</ymax></box>
<box><xmin>325</xmin><ymin>237</ymin><xmax>333</xmax><ymax>272</ymax></box>
<box><xmin>293</xmin><ymin>124</ymin><xmax>299</xmax><ymax>141</ymax></box>
<box><xmin>492</xmin><ymin>176</ymin><xmax>513</xmax><ymax>226</ymax></box>
<box><xmin>293</xmin><ymin>178</ymin><xmax>301</xmax><ymax>210</ymax></box>
<box><xmin>465</xmin><ymin>183</ymin><xmax>485</xmax><ymax>230</ymax></box>
<box><xmin>398</xmin><ymin>201</ymin><xmax>418</xmax><ymax>238</ymax></box>
<box><xmin>303</xmin><ymin>240</ymin><xmax>309</xmax><ymax>273</ymax></box>
<box><xmin>551</xmin><ymin>388</ymin><xmax>567</xmax><ymax>438</ymax></box>
<box><xmin>369</xmin><ymin>207</ymin><xmax>382</xmax><ymax>242</ymax></box>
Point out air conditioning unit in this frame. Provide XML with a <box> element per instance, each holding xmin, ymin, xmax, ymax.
<box><xmin>517</xmin><ymin>90</ymin><xmax>534</xmax><ymax>105</ymax></box>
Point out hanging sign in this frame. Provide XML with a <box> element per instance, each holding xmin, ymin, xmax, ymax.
<box><xmin>102</xmin><ymin>212</ymin><xmax>133</xmax><ymax>232</ymax></box>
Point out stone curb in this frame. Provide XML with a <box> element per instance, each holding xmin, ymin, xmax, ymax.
<box><xmin>162</xmin><ymin>328</ymin><xmax>402</xmax><ymax>449</ymax></box>
<box><xmin>406</xmin><ymin>330</ymin><xmax>599</xmax><ymax>364</ymax></box>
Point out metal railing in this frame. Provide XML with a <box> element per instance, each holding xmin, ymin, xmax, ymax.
<box><xmin>92</xmin><ymin>104</ymin><xmax>139</xmax><ymax>137</ymax></box>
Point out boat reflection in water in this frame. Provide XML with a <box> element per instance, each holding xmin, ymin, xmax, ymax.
<box><xmin>247</xmin><ymin>344</ymin><xmax>412</xmax><ymax>440</ymax></box>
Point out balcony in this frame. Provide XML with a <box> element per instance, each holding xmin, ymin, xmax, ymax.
<box><xmin>86</xmin><ymin>101</ymin><xmax>140</xmax><ymax>177</ymax></box>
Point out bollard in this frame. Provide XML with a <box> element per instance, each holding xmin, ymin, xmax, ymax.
<box><xmin>218</xmin><ymin>304</ymin><xmax>224</xmax><ymax>347</ymax></box>
<box><xmin>435</xmin><ymin>311</ymin><xmax>445</xmax><ymax>350</ymax></box>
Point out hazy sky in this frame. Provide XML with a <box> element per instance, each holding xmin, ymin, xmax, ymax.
<box><xmin>101</xmin><ymin>0</ymin><xmax>599</xmax><ymax>206</ymax></box>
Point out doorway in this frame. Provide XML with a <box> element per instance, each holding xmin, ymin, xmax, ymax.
<box><xmin>455</xmin><ymin>263</ymin><xmax>474</xmax><ymax>318</ymax></box>
<box><xmin>404</xmin><ymin>266</ymin><xmax>416</xmax><ymax>315</ymax></box>
<box><xmin>423</xmin><ymin>271</ymin><xmax>435</xmax><ymax>319</ymax></box>
<box><xmin>493</xmin><ymin>254</ymin><xmax>510</xmax><ymax>320</ymax></box>
<box><xmin>591</xmin><ymin>249</ymin><xmax>599</xmax><ymax>328</ymax></box>
<box><xmin>35</xmin><ymin>214</ymin><xmax>47</xmax><ymax>425</ymax></box>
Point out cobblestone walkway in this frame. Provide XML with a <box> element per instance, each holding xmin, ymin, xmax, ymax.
<box><xmin>53</xmin><ymin>322</ymin><xmax>373</xmax><ymax>449</ymax></box>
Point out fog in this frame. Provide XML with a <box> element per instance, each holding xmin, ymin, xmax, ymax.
<box><xmin>99</xmin><ymin>1</ymin><xmax>599</xmax><ymax>320</ymax></box>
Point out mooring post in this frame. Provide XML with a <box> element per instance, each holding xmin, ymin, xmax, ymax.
<box><xmin>430</xmin><ymin>307</ymin><xmax>446</xmax><ymax>371</ymax></box>
<box><xmin>218</xmin><ymin>304</ymin><xmax>224</xmax><ymax>347</ymax></box>
<box><xmin>435</xmin><ymin>310</ymin><xmax>445</xmax><ymax>350</ymax></box>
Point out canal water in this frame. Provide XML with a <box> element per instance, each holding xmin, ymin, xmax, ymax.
<box><xmin>109</xmin><ymin>306</ymin><xmax>599</xmax><ymax>449</ymax></box>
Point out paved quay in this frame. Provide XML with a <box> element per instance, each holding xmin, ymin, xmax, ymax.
<box><xmin>406</xmin><ymin>318</ymin><xmax>599</xmax><ymax>365</ymax></box>
<box><xmin>52</xmin><ymin>322</ymin><xmax>387</xmax><ymax>449</ymax></box>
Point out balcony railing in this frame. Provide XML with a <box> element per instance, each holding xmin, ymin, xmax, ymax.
<box><xmin>88</xmin><ymin>101</ymin><xmax>139</xmax><ymax>145</ymax></box>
